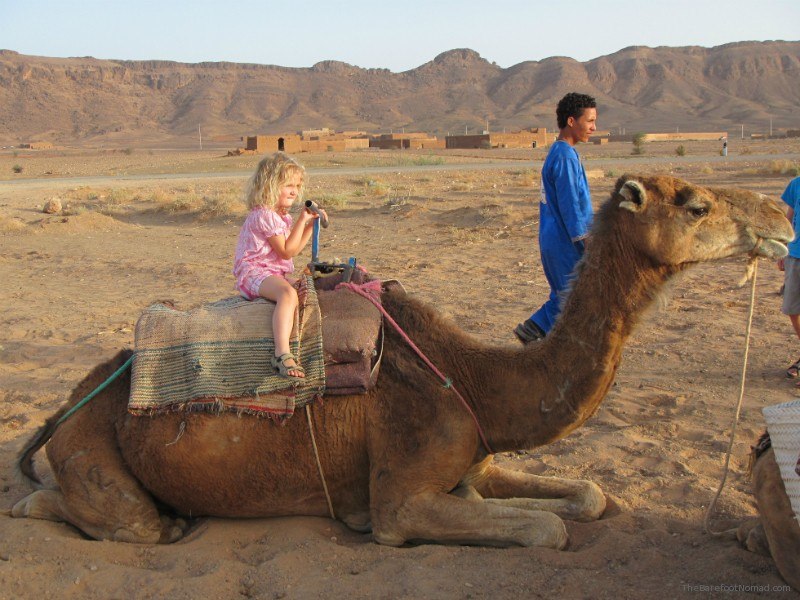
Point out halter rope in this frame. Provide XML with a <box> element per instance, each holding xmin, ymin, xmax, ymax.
<box><xmin>703</xmin><ymin>258</ymin><xmax>758</xmax><ymax>537</ymax></box>
<box><xmin>337</xmin><ymin>282</ymin><xmax>494</xmax><ymax>454</ymax></box>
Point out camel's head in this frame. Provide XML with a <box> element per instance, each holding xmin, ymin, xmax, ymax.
<box><xmin>608</xmin><ymin>174</ymin><xmax>793</xmax><ymax>265</ymax></box>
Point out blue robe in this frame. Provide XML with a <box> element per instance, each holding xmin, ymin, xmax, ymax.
<box><xmin>529</xmin><ymin>140</ymin><xmax>593</xmax><ymax>333</ymax></box>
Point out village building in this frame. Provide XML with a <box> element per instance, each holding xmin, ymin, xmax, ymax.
<box><xmin>608</xmin><ymin>132</ymin><xmax>728</xmax><ymax>143</ymax></box>
<box><xmin>244</xmin><ymin>134</ymin><xmax>303</xmax><ymax>154</ymax></box>
<box><xmin>19</xmin><ymin>141</ymin><xmax>54</xmax><ymax>150</ymax></box>
<box><xmin>301</xmin><ymin>130</ymin><xmax>370</xmax><ymax>152</ymax></box>
<box><xmin>369</xmin><ymin>133</ymin><xmax>445</xmax><ymax>150</ymax></box>
<box><xmin>445</xmin><ymin>128</ymin><xmax>551</xmax><ymax>149</ymax></box>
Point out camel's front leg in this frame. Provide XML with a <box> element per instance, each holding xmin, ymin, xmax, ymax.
<box><xmin>370</xmin><ymin>489</ymin><xmax>568</xmax><ymax>549</ymax></box>
<box><xmin>461</xmin><ymin>458</ymin><xmax>606</xmax><ymax>522</ymax></box>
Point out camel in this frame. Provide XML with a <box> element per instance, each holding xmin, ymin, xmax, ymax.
<box><xmin>12</xmin><ymin>174</ymin><xmax>794</xmax><ymax>549</ymax></box>
<box><xmin>737</xmin><ymin>436</ymin><xmax>800</xmax><ymax>591</ymax></box>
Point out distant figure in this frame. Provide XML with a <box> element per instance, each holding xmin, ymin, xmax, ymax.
<box><xmin>723</xmin><ymin>139</ymin><xmax>728</xmax><ymax>157</ymax></box>
<box><xmin>779</xmin><ymin>175</ymin><xmax>800</xmax><ymax>381</ymax></box>
<box><xmin>233</xmin><ymin>152</ymin><xmax>327</xmax><ymax>379</ymax></box>
<box><xmin>514</xmin><ymin>92</ymin><xmax>597</xmax><ymax>344</ymax></box>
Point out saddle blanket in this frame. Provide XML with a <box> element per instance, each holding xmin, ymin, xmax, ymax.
<box><xmin>129</xmin><ymin>275</ymin><xmax>324</xmax><ymax>419</ymax></box>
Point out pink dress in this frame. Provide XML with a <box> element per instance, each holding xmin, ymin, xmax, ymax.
<box><xmin>233</xmin><ymin>207</ymin><xmax>295</xmax><ymax>299</ymax></box>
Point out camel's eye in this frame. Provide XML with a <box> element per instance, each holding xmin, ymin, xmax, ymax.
<box><xmin>689</xmin><ymin>205</ymin><xmax>709</xmax><ymax>218</ymax></box>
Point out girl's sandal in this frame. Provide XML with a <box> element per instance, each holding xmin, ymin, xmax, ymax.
<box><xmin>272</xmin><ymin>353</ymin><xmax>306</xmax><ymax>379</ymax></box>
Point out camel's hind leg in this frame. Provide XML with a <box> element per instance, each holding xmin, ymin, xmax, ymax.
<box><xmin>460</xmin><ymin>457</ymin><xmax>606</xmax><ymax>522</ymax></box>
<box><xmin>12</xmin><ymin>488</ymin><xmax>183</xmax><ymax>543</ymax></box>
<box><xmin>12</xmin><ymin>353</ymin><xmax>186</xmax><ymax>543</ymax></box>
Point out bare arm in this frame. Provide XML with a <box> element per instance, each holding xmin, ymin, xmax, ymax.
<box><xmin>779</xmin><ymin>207</ymin><xmax>794</xmax><ymax>269</ymax></box>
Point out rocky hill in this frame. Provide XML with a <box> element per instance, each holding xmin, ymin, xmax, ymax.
<box><xmin>0</xmin><ymin>41</ymin><xmax>798</xmax><ymax>146</ymax></box>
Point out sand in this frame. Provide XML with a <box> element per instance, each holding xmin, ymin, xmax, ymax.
<box><xmin>1</xmin><ymin>142</ymin><xmax>799</xmax><ymax>598</ymax></box>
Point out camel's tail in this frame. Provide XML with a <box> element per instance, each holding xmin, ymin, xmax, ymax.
<box><xmin>16</xmin><ymin>349</ymin><xmax>134</xmax><ymax>489</ymax></box>
<box><xmin>15</xmin><ymin>406</ymin><xmax>70</xmax><ymax>487</ymax></box>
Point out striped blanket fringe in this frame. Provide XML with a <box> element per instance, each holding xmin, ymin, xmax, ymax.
<box><xmin>129</xmin><ymin>275</ymin><xmax>325</xmax><ymax>420</ymax></box>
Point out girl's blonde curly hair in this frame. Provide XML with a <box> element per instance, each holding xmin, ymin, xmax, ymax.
<box><xmin>244</xmin><ymin>152</ymin><xmax>306</xmax><ymax>210</ymax></box>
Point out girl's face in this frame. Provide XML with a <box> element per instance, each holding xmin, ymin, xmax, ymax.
<box><xmin>275</xmin><ymin>171</ymin><xmax>303</xmax><ymax>213</ymax></box>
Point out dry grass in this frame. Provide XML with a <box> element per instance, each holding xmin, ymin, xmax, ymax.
<box><xmin>352</xmin><ymin>177</ymin><xmax>389</xmax><ymax>197</ymax></box>
<box><xmin>313</xmin><ymin>193</ymin><xmax>350</xmax><ymax>210</ymax></box>
<box><xmin>766</xmin><ymin>159</ymin><xmax>800</xmax><ymax>176</ymax></box>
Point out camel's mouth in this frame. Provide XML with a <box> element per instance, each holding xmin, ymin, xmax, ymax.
<box><xmin>753</xmin><ymin>238</ymin><xmax>788</xmax><ymax>259</ymax></box>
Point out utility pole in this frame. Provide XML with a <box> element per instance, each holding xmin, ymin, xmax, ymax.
<box><xmin>198</xmin><ymin>125</ymin><xmax>202</xmax><ymax>150</ymax></box>
<box><xmin>741</xmin><ymin>124</ymin><xmax>744</xmax><ymax>139</ymax></box>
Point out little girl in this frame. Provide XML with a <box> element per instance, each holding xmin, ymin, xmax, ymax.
<box><xmin>233</xmin><ymin>152</ymin><xmax>325</xmax><ymax>379</ymax></box>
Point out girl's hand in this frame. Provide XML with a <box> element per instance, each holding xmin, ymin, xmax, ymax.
<box><xmin>778</xmin><ymin>257</ymin><xmax>786</xmax><ymax>271</ymax></box>
<box><xmin>303</xmin><ymin>205</ymin><xmax>329</xmax><ymax>227</ymax></box>
<box><xmin>315</xmin><ymin>207</ymin><xmax>329</xmax><ymax>224</ymax></box>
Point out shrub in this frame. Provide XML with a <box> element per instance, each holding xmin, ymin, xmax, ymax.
<box><xmin>12</xmin><ymin>164</ymin><xmax>23</xmax><ymax>173</ymax></box>
<box><xmin>315</xmin><ymin>193</ymin><xmax>349</xmax><ymax>210</ymax></box>
<box><xmin>675</xmin><ymin>145</ymin><xmax>686</xmax><ymax>156</ymax></box>
<box><xmin>631</xmin><ymin>132</ymin><xmax>646</xmax><ymax>155</ymax></box>
<box><xmin>767</xmin><ymin>159</ymin><xmax>800</xmax><ymax>176</ymax></box>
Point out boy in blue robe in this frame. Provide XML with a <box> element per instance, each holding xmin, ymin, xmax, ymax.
<box><xmin>515</xmin><ymin>92</ymin><xmax>598</xmax><ymax>343</ymax></box>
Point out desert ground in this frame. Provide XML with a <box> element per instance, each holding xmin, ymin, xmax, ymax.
<box><xmin>1</xmin><ymin>139</ymin><xmax>800</xmax><ymax>599</ymax></box>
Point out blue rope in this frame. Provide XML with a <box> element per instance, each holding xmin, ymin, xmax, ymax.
<box><xmin>56</xmin><ymin>355</ymin><xmax>134</xmax><ymax>426</ymax></box>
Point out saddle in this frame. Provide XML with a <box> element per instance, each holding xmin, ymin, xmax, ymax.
<box><xmin>315</xmin><ymin>269</ymin><xmax>383</xmax><ymax>395</ymax></box>
<box><xmin>128</xmin><ymin>272</ymin><xmax>384</xmax><ymax>420</ymax></box>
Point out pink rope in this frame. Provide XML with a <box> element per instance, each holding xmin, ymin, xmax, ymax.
<box><xmin>337</xmin><ymin>281</ymin><xmax>494</xmax><ymax>454</ymax></box>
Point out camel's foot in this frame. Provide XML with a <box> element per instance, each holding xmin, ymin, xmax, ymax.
<box><xmin>12</xmin><ymin>489</ymin><xmax>184</xmax><ymax>544</ymax></box>
<box><xmin>371</xmin><ymin>491</ymin><xmax>568</xmax><ymax>549</ymax></box>
<box><xmin>736</xmin><ymin>518</ymin><xmax>771</xmax><ymax>557</ymax></box>
<box><xmin>467</xmin><ymin>462</ymin><xmax>606</xmax><ymax>522</ymax></box>
<box><xmin>341</xmin><ymin>511</ymin><xmax>372</xmax><ymax>533</ymax></box>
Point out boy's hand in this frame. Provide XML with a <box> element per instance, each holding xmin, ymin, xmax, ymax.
<box><xmin>778</xmin><ymin>257</ymin><xmax>786</xmax><ymax>271</ymax></box>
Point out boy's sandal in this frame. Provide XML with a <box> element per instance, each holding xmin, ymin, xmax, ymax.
<box><xmin>272</xmin><ymin>353</ymin><xmax>306</xmax><ymax>379</ymax></box>
<box><xmin>513</xmin><ymin>320</ymin><xmax>545</xmax><ymax>345</ymax></box>
<box><xmin>787</xmin><ymin>358</ymin><xmax>800</xmax><ymax>379</ymax></box>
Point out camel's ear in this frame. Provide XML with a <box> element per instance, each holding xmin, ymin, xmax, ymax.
<box><xmin>617</xmin><ymin>180</ymin><xmax>647</xmax><ymax>213</ymax></box>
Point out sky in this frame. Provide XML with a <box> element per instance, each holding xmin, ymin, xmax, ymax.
<box><xmin>1</xmin><ymin>0</ymin><xmax>798</xmax><ymax>72</ymax></box>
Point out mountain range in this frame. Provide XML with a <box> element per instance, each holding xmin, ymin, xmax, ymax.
<box><xmin>1</xmin><ymin>41</ymin><xmax>798</xmax><ymax>146</ymax></box>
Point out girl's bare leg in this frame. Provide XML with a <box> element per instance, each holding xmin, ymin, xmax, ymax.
<box><xmin>257</xmin><ymin>276</ymin><xmax>304</xmax><ymax>377</ymax></box>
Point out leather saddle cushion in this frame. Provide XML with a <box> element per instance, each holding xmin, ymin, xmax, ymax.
<box><xmin>314</xmin><ymin>270</ymin><xmax>383</xmax><ymax>395</ymax></box>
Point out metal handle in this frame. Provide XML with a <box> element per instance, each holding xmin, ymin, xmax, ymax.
<box><xmin>304</xmin><ymin>200</ymin><xmax>329</xmax><ymax>228</ymax></box>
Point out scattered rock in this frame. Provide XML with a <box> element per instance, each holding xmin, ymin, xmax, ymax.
<box><xmin>43</xmin><ymin>197</ymin><xmax>62</xmax><ymax>214</ymax></box>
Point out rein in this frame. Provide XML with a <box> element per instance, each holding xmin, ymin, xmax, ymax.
<box><xmin>337</xmin><ymin>282</ymin><xmax>494</xmax><ymax>455</ymax></box>
<box><xmin>56</xmin><ymin>354</ymin><xmax>134</xmax><ymax>426</ymax></box>
<box><xmin>703</xmin><ymin>258</ymin><xmax>758</xmax><ymax>537</ymax></box>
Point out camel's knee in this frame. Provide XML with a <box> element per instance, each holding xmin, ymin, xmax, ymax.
<box><xmin>451</xmin><ymin>485</ymin><xmax>483</xmax><ymax>502</ymax></box>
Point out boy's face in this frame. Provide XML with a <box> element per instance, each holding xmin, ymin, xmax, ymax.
<box><xmin>566</xmin><ymin>107</ymin><xmax>598</xmax><ymax>143</ymax></box>
<box><xmin>276</xmin><ymin>171</ymin><xmax>303</xmax><ymax>211</ymax></box>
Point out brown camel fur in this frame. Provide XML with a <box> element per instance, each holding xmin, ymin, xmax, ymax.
<box><xmin>738</xmin><ymin>441</ymin><xmax>800</xmax><ymax>591</ymax></box>
<box><xmin>12</xmin><ymin>174</ymin><xmax>794</xmax><ymax>548</ymax></box>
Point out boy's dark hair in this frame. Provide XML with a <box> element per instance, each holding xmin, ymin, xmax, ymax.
<box><xmin>556</xmin><ymin>93</ymin><xmax>596</xmax><ymax>129</ymax></box>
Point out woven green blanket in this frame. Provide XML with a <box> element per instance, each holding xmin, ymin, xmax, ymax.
<box><xmin>129</xmin><ymin>276</ymin><xmax>324</xmax><ymax>419</ymax></box>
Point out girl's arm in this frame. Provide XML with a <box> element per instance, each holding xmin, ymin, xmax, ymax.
<box><xmin>267</xmin><ymin>209</ymin><xmax>318</xmax><ymax>259</ymax></box>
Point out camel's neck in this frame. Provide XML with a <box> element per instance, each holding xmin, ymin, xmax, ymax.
<box><xmin>480</xmin><ymin>224</ymin><xmax>679</xmax><ymax>451</ymax></box>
